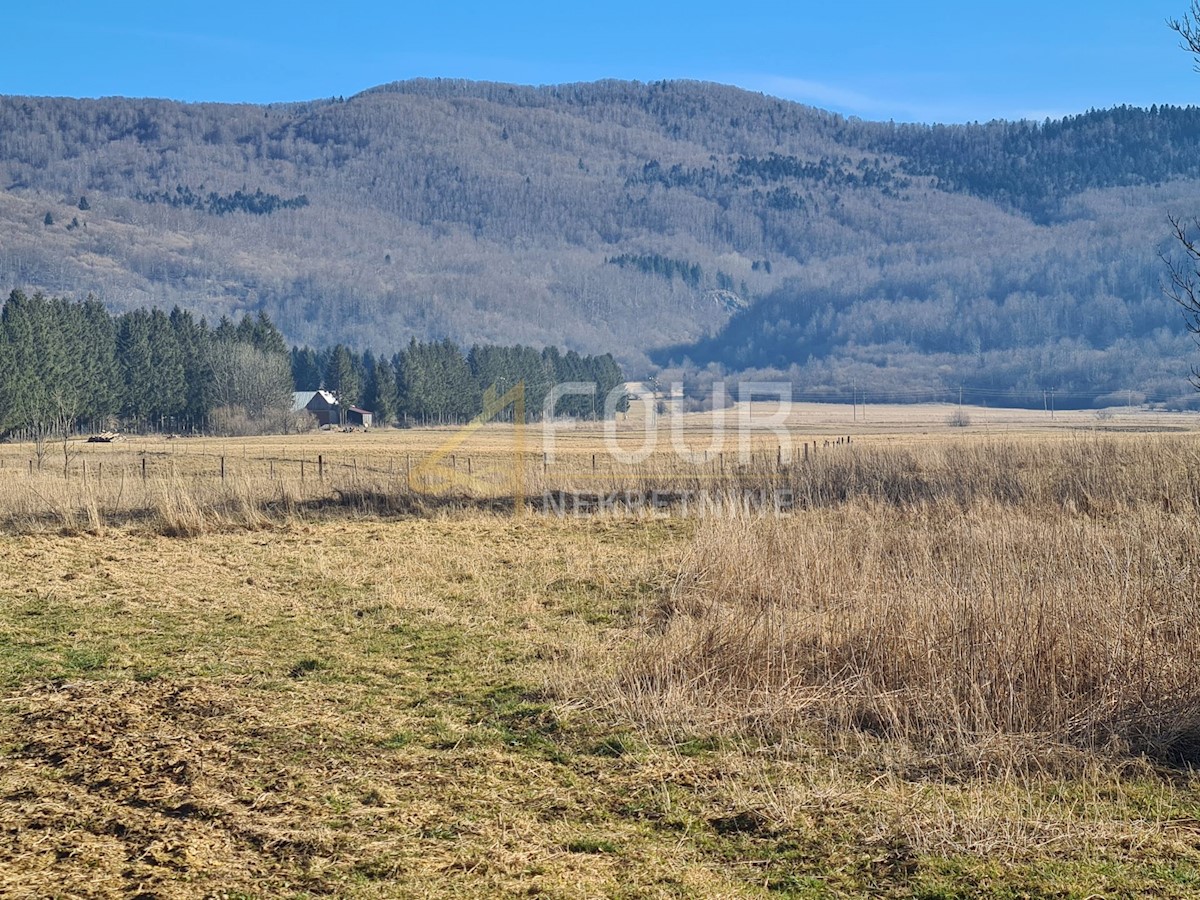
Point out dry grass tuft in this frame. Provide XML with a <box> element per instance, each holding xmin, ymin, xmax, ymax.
<box><xmin>564</xmin><ymin>437</ymin><xmax>1200</xmax><ymax>776</ymax></box>
<box><xmin>598</xmin><ymin>502</ymin><xmax>1200</xmax><ymax>770</ymax></box>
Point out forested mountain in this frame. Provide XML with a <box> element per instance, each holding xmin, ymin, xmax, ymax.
<box><xmin>1</xmin><ymin>80</ymin><xmax>1198</xmax><ymax>404</ymax></box>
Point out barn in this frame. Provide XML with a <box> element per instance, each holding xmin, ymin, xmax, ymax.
<box><xmin>292</xmin><ymin>391</ymin><xmax>372</xmax><ymax>428</ymax></box>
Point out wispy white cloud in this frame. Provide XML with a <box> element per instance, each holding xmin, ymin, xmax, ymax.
<box><xmin>731</xmin><ymin>73</ymin><xmax>1065</xmax><ymax>124</ymax></box>
<box><xmin>736</xmin><ymin>73</ymin><xmax>942</xmax><ymax>119</ymax></box>
<box><xmin>746</xmin><ymin>75</ymin><xmax>886</xmax><ymax>114</ymax></box>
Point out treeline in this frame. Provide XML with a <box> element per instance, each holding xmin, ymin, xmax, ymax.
<box><xmin>135</xmin><ymin>185</ymin><xmax>310</xmax><ymax>216</ymax></box>
<box><xmin>631</xmin><ymin>154</ymin><xmax>908</xmax><ymax>197</ymax></box>
<box><xmin>0</xmin><ymin>289</ymin><xmax>626</xmax><ymax>439</ymax></box>
<box><xmin>604</xmin><ymin>253</ymin><xmax>745</xmax><ymax>296</ymax></box>
<box><xmin>606</xmin><ymin>254</ymin><xmax>703</xmax><ymax>288</ymax></box>
<box><xmin>291</xmin><ymin>340</ymin><xmax>626</xmax><ymax>425</ymax></box>
<box><xmin>0</xmin><ymin>290</ymin><xmax>294</xmax><ymax>436</ymax></box>
<box><xmin>735</xmin><ymin>153</ymin><xmax>910</xmax><ymax>194</ymax></box>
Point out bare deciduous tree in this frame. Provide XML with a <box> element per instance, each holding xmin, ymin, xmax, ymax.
<box><xmin>207</xmin><ymin>344</ymin><xmax>295</xmax><ymax>434</ymax></box>
<box><xmin>28</xmin><ymin>388</ymin><xmax>81</xmax><ymax>474</ymax></box>
<box><xmin>1164</xmin><ymin>5</ymin><xmax>1200</xmax><ymax>388</ymax></box>
<box><xmin>1162</xmin><ymin>215</ymin><xmax>1200</xmax><ymax>387</ymax></box>
<box><xmin>1170</xmin><ymin>2</ymin><xmax>1200</xmax><ymax>64</ymax></box>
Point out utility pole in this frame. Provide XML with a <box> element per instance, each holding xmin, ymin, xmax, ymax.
<box><xmin>852</xmin><ymin>384</ymin><xmax>857</xmax><ymax>422</ymax></box>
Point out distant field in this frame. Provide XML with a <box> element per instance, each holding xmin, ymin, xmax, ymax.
<box><xmin>1</xmin><ymin>400</ymin><xmax>1193</xmax><ymax>471</ymax></box>
<box><xmin>0</xmin><ymin>403</ymin><xmax>1192</xmax><ymax>528</ymax></box>
<box><xmin>0</xmin><ymin>402</ymin><xmax>1193</xmax><ymax>531</ymax></box>
<box><xmin>2</xmin><ymin>418</ymin><xmax>1200</xmax><ymax>897</ymax></box>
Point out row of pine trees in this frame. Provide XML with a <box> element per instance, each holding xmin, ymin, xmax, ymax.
<box><xmin>0</xmin><ymin>290</ymin><xmax>625</xmax><ymax>437</ymax></box>
<box><xmin>291</xmin><ymin>339</ymin><xmax>627</xmax><ymax>426</ymax></box>
<box><xmin>0</xmin><ymin>290</ymin><xmax>291</xmax><ymax>436</ymax></box>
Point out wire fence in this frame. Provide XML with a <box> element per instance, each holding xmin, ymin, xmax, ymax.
<box><xmin>1</xmin><ymin>392</ymin><xmax>1196</xmax><ymax>504</ymax></box>
<box><xmin>1</xmin><ymin>424</ymin><xmax>1199</xmax><ymax>532</ymax></box>
<box><xmin>0</xmin><ymin>436</ymin><xmax>870</xmax><ymax>495</ymax></box>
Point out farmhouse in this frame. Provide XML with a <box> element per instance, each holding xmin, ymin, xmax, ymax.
<box><xmin>292</xmin><ymin>391</ymin><xmax>373</xmax><ymax>428</ymax></box>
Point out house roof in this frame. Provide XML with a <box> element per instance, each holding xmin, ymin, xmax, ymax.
<box><xmin>292</xmin><ymin>390</ymin><xmax>339</xmax><ymax>412</ymax></box>
<box><xmin>291</xmin><ymin>391</ymin><xmax>317</xmax><ymax>412</ymax></box>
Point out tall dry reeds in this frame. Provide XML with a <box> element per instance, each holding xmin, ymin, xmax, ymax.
<box><xmin>535</xmin><ymin>435</ymin><xmax>1200</xmax><ymax>517</ymax></box>
<box><xmin>586</xmin><ymin>437</ymin><xmax>1200</xmax><ymax>769</ymax></box>
<box><xmin>647</xmin><ymin>437</ymin><xmax>1200</xmax><ymax>515</ymax></box>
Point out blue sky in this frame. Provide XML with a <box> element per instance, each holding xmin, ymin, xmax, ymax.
<box><xmin>6</xmin><ymin>1</ymin><xmax>1198</xmax><ymax>122</ymax></box>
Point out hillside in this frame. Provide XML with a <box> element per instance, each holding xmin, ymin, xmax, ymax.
<box><xmin>1</xmin><ymin>80</ymin><xmax>1199</xmax><ymax>403</ymax></box>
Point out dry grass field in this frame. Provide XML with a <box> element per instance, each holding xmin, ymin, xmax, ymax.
<box><xmin>2</xmin><ymin>406</ymin><xmax>1200</xmax><ymax>897</ymax></box>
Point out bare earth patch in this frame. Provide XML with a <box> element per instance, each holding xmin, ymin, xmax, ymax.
<box><xmin>2</xmin><ymin>678</ymin><xmax>329</xmax><ymax>897</ymax></box>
